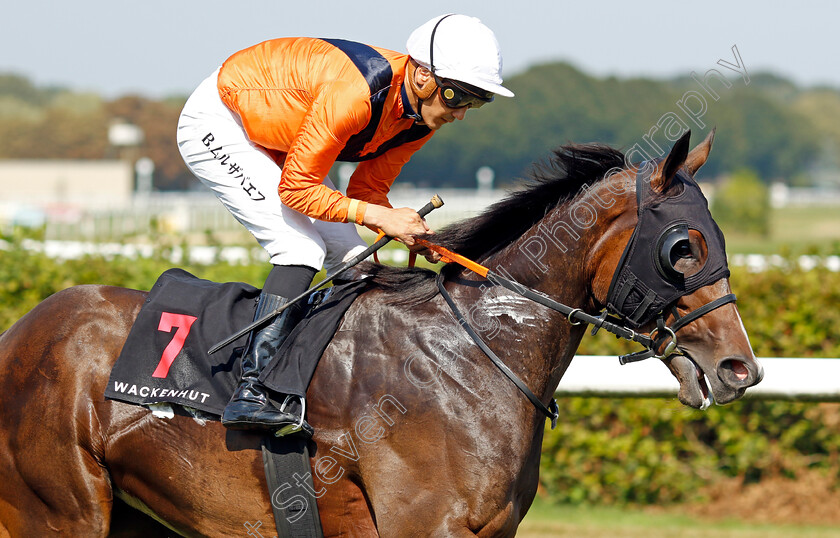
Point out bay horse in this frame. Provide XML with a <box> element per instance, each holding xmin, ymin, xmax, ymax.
<box><xmin>0</xmin><ymin>130</ymin><xmax>762</xmax><ymax>537</ymax></box>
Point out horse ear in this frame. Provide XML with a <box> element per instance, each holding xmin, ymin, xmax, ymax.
<box><xmin>650</xmin><ymin>130</ymin><xmax>691</xmax><ymax>193</ymax></box>
<box><xmin>684</xmin><ymin>127</ymin><xmax>716</xmax><ymax>177</ymax></box>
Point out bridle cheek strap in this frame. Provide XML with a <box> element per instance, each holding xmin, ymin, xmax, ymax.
<box><xmin>618</xmin><ymin>293</ymin><xmax>737</xmax><ymax>364</ymax></box>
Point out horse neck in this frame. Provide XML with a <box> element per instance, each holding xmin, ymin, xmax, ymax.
<box><xmin>490</xmin><ymin>173</ymin><xmax>635</xmax><ymax>306</ymax></box>
<box><xmin>464</xmin><ymin>175</ymin><xmax>636</xmax><ymax>397</ymax></box>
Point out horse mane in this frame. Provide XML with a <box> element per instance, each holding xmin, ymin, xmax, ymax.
<box><xmin>365</xmin><ymin>143</ymin><xmax>628</xmax><ymax>304</ymax></box>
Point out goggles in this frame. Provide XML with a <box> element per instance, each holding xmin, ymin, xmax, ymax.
<box><xmin>434</xmin><ymin>75</ymin><xmax>494</xmax><ymax>109</ymax></box>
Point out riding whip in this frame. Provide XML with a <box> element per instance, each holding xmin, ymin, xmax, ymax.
<box><xmin>208</xmin><ymin>195</ymin><xmax>444</xmax><ymax>354</ymax></box>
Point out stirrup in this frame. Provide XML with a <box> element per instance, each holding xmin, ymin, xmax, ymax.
<box><xmin>275</xmin><ymin>395</ymin><xmax>306</xmax><ymax>437</ymax></box>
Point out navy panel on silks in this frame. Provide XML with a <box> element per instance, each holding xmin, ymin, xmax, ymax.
<box><xmin>321</xmin><ymin>38</ymin><xmax>432</xmax><ymax>162</ymax></box>
<box><xmin>321</xmin><ymin>38</ymin><xmax>392</xmax><ymax>161</ymax></box>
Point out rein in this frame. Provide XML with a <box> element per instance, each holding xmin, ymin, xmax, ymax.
<box><xmin>436</xmin><ymin>273</ymin><xmax>559</xmax><ymax>428</ymax></box>
<box><xmin>418</xmin><ymin>239</ymin><xmax>736</xmax><ymax>427</ymax></box>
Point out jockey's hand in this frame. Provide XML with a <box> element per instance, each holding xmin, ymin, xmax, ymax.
<box><xmin>363</xmin><ymin>205</ymin><xmax>433</xmax><ymax>247</ymax></box>
<box><xmin>408</xmin><ymin>243</ymin><xmax>442</xmax><ymax>264</ymax></box>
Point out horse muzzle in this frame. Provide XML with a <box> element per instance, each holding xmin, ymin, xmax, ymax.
<box><xmin>667</xmin><ymin>351</ymin><xmax>764</xmax><ymax>409</ymax></box>
<box><xmin>718</xmin><ymin>356</ymin><xmax>765</xmax><ymax>389</ymax></box>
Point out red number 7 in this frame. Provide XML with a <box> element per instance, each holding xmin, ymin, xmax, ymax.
<box><xmin>152</xmin><ymin>312</ymin><xmax>198</xmax><ymax>379</ymax></box>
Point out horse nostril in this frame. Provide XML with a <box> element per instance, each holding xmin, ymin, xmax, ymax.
<box><xmin>731</xmin><ymin>361</ymin><xmax>748</xmax><ymax>380</ymax></box>
<box><xmin>719</xmin><ymin>358</ymin><xmax>754</xmax><ymax>385</ymax></box>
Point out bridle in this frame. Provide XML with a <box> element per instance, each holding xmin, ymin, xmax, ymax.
<box><xmin>434</xmin><ymin>269</ymin><xmax>735</xmax><ymax>428</ymax></box>
<box><xmin>427</xmin><ymin>164</ymin><xmax>736</xmax><ymax>428</ymax></box>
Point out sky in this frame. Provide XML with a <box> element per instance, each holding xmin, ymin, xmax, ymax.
<box><xmin>2</xmin><ymin>1</ymin><xmax>838</xmax><ymax>98</ymax></box>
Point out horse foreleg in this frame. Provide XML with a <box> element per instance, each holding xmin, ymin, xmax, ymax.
<box><xmin>316</xmin><ymin>475</ymin><xmax>378</xmax><ymax>538</ymax></box>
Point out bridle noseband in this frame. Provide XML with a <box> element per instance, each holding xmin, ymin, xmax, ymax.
<box><xmin>617</xmin><ymin>292</ymin><xmax>736</xmax><ymax>364</ymax></box>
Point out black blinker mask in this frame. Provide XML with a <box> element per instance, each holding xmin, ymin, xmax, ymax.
<box><xmin>605</xmin><ymin>164</ymin><xmax>730</xmax><ymax>328</ymax></box>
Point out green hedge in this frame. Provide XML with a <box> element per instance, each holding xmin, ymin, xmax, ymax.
<box><xmin>0</xmin><ymin>228</ymin><xmax>270</xmax><ymax>330</ymax></box>
<box><xmin>2</xmin><ymin>230</ymin><xmax>839</xmax><ymax>507</ymax></box>
<box><xmin>545</xmin><ymin>263</ymin><xmax>840</xmax><ymax>506</ymax></box>
<box><xmin>541</xmin><ymin>397</ymin><xmax>840</xmax><ymax>506</ymax></box>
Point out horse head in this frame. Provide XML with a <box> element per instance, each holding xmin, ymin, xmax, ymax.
<box><xmin>377</xmin><ymin>129</ymin><xmax>762</xmax><ymax>412</ymax></box>
<box><xmin>590</xmin><ymin>129</ymin><xmax>763</xmax><ymax>408</ymax></box>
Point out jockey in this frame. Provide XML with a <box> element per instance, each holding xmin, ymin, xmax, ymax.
<box><xmin>176</xmin><ymin>14</ymin><xmax>514</xmax><ymax>434</ymax></box>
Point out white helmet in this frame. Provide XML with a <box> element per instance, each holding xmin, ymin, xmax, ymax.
<box><xmin>406</xmin><ymin>14</ymin><xmax>514</xmax><ymax>98</ymax></box>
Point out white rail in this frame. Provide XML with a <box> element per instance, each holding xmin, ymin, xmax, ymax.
<box><xmin>556</xmin><ymin>356</ymin><xmax>840</xmax><ymax>402</ymax></box>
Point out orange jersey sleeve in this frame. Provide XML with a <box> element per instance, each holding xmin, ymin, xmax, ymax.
<box><xmin>276</xmin><ymin>81</ymin><xmax>372</xmax><ymax>222</ymax></box>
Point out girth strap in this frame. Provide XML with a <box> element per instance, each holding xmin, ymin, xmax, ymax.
<box><xmin>436</xmin><ymin>274</ymin><xmax>559</xmax><ymax>428</ymax></box>
<box><xmin>261</xmin><ymin>435</ymin><xmax>324</xmax><ymax>537</ymax></box>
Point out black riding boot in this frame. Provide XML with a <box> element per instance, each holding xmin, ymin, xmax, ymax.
<box><xmin>221</xmin><ymin>292</ymin><xmax>311</xmax><ymax>435</ymax></box>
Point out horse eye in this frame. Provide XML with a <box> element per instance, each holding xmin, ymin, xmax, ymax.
<box><xmin>673</xmin><ymin>240</ymin><xmax>692</xmax><ymax>259</ymax></box>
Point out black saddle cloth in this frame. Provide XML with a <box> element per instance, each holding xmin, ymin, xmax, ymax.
<box><xmin>105</xmin><ymin>268</ymin><xmax>368</xmax><ymax>416</ymax></box>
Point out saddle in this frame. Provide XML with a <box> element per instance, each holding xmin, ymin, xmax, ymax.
<box><xmin>105</xmin><ymin>268</ymin><xmax>367</xmax><ymax>536</ymax></box>
<box><xmin>106</xmin><ymin>268</ymin><xmax>367</xmax><ymax>415</ymax></box>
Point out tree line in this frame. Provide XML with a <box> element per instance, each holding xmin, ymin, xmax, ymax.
<box><xmin>1</xmin><ymin>64</ymin><xmax>838</xmax><ymax>191</ymax></box>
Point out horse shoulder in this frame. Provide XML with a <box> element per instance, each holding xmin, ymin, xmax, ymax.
<box><xmin>310</xmin><ymin>287</ymin><xmax>548</xmax><ymax>534</ymax></box>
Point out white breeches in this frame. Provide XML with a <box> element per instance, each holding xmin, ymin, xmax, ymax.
<box><xmin>176</xmin><ymin>68</ymin><xmax>367</xmax><ymax>272</ymax></box>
